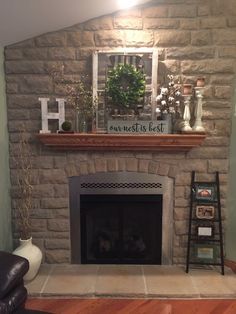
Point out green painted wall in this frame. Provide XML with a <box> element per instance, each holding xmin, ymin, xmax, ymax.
<box><xmin>226</xmin><ymin>85</ymin><xmax>236</xmax><ymax>261</ymax></box>
<box><xmin>0</xmin><ymin>47</ymin><xmax>12</xmax><ymax>251</ymax></box>
<box><xmin>226</xmin><ymin>86</ymin><xmax>236</xmax><ymax>261</ymax></box>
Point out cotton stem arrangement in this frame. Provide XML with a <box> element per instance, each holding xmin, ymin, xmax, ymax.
<box><xmin>156</xmin><ymin>75</ymin><xmax>182</xmax><ymax>117</ymax></box>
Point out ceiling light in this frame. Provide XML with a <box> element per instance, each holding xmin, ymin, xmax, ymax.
<box><xmin>118</xmin><ymin>0</ymin><xmax>137</xmax><ymax>10</ymax></box>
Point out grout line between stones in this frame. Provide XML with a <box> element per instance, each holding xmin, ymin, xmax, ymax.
<box><xmin>188</xmin><ymin>272</ymin><xmax>201</xmax><ymax>299</ymax></box>
<box><xmin>94</xmin><ymin>264</ymin><xmax>100</xmax><ymax>295</ymax></box>
<box><xmin>40</xmin><ymin>264</ymin><xmax>55</xmax><ymax>294</ymax></box>
<box><xmin>141</xmin><ymin>266</ymin><xmax>148</xmax><ymax>296</ymax></box>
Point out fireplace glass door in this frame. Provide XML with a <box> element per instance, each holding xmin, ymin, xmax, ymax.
<box><xmin>80</xmin><ymin>194</ymin><xmax>162</xmax><ymax>264</ymax></box>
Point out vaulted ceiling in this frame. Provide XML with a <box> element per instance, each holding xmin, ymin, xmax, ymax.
<box><xmin>0</xmin><ymin>0</ymin><xmax>151</xmax><ymax>47</ymax></box>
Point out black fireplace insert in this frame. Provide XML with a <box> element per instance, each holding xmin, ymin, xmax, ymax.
<box><xmin>80</xmin><ymin>194</ymin><xmax>162</xmax><ymax>264</ymax></box>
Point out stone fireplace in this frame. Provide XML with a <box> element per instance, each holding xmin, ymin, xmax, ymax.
<box><xmin>69</xmin><ymin>172</ymin><xmax>173</xmax><ymax>265</ymax></box>
<box><xmin>5</xmin><ymin>0</ymin><xmax>233</xmax><ymax>265</ymax></box>
<box><xmin>9</xmin><ymin>149</ymin><xmax>228</xmax><ymax>265</ymax></box>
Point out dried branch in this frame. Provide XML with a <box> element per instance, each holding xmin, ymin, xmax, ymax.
<box><xmin>50</xmin><ymin>65</ymin><xmax>96</xmax><ymax>120</ymax></box>
<box><xmin>14</xmin><ymin>130</ymin><xmax>33</xmax><ymax>240</ymax></box>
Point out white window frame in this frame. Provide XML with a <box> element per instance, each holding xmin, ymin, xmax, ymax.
<box><xmin>92</xmin><ymin>48</ymin><xmax>158</xmax><ymax>133</ymax></box>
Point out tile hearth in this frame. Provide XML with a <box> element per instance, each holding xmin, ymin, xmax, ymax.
<box><xmin>26</xmin><ymin>265</ymin><xmax>236</xmax><ymax>299</ymax></box>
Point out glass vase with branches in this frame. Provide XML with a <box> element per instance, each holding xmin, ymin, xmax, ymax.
<box><xmin>50</xmin><ymin>65</ymin><xmax>96</xmax><ymax>132</ymax></box>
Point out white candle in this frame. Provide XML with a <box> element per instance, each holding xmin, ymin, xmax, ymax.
<box><xmin>183</xmin><ymin>84</ymin><xmax>192</xmax><ymax>95</ymax></box>
<box><xmin>196</xmin><ymin>77</ymin><xmax>205</xmax><ymax>87</ymax></box>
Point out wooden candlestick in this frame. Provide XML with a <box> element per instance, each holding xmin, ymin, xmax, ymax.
<box><xmin>181</xmin><ymin>95</ymin><xmax>192</xmax><ymax>132</ymax></box>
<box><xmin>192</xmin><ymin>87</ymin><xmax>205</xmax><ymax>132</ymax></box>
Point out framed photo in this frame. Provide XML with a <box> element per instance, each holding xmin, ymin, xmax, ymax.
<box><xmin>192</xmin><ymin>244</ymin><xmax>218</xmax><ymax>263</ymax></box>
<box><xmin>196</xmin><ymin>205</ymin><xmax>215</xmax><ymax>220</ymax></box>
<box><xmin>194</xmin><ymin>183</ymin><xmax>216</xmax><ymax>202</ymax></box>
<box><xmin>196</xmin><ymin>225</ymin><xmax>214</xmax><ymax>238</ymax></box>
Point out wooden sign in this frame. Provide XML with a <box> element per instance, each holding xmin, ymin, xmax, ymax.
<box><xmin>107</xmin><ymin>120</ymin><xmax>169</xmax><ymax>134</ymax></box>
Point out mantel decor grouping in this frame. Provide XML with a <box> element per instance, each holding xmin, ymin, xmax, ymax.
<box><xmin>38</xmin><ymin>77</ymin><xmax>206</xmax><ymax>135</ymax></box>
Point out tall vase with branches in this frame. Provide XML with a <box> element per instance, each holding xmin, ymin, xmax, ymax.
<box><xmin>13</xmin><ymin>130</ymin><xmax>42</xmax><ymax>281</ymax></box>
<box><xmin>15</xmin><ymin>131</ymin><xmax>33</xmax><ymax>240</ymax></box>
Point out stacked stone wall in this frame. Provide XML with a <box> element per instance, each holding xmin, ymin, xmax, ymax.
<box><xmin>4</xmin><ymin>0</ymin><xmax>236</xmax><ymax>263</ymax></box>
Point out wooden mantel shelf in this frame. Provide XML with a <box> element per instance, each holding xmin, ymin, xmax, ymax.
<box><xmin>37</xmin><ymin>133</ymin><xmax>206</xmax><ymax>151</ymax></box>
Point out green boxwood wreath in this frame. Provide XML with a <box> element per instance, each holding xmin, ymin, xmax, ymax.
<box><xmin>106</xmin><ymin>63</ymin><xmax>146</xmax><ymax>110</ymax></box>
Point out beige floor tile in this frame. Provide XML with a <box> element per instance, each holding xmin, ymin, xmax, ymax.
<box><xmin>25</xmin><ymin>264</ymin><xmax>53</xmax><ymax>295</ymax></box>
<box><xmin>190</xmin><ymin>268</ymin><xmax>236</xmax><ymax>298</ymax></box>
<box><xmin>223</xmin><ymin>270</ymin><xmax>236</xmax><ymax>294</ymax></box>
<box><xmin>143</xmin><ymin>265</ymin><xmax>199</xmax><ymax>298</ymax></box>
<box><xmin>26</xmin><ymin>264</ymin><xmax>236</xmax><ymax>298</ymax></box>
<box><xmin>42</xmin><ymin>265</ymin><xmax>98</xmax><ymax>296</ymax></box>
<box><xmin>95</xmin><ymin>265</ymin><xmax>145</xmax><ymax>297</ymax></box>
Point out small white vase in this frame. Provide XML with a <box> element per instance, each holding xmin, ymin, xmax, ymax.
<box><xmin>13</xmin><ymin>237</ymin><xmax>42</xmax><ymax>281</ymax></box>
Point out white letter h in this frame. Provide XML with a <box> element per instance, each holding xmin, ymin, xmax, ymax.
<box><xmin>39</xmin><ymin>98</ymin><xmax>65</xmax><ymax>133</ymax></box>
